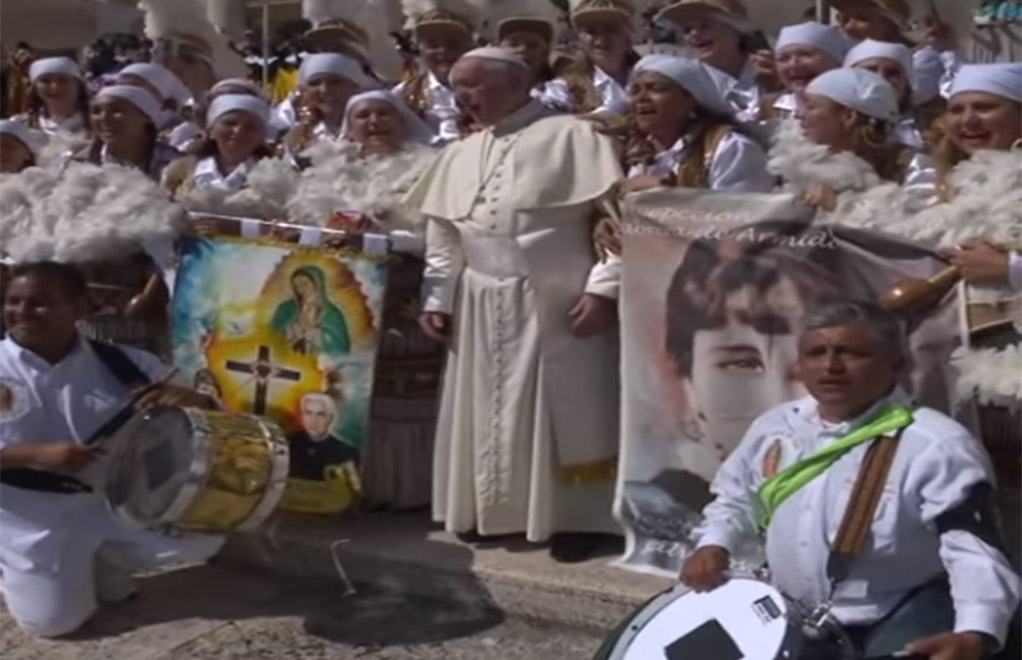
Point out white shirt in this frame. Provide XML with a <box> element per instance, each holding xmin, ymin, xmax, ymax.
<box><xmin>36</xmin><ymin>112</ymin><xmax>86</xmax><ymax>139</ymax></box>
<box><xmin>546</xmin><ymin>66</ymin><xmax>630</xmax><ymax>119</ymax></box>
<box><xmin>532</xmin><ymin>80</ymin><xmax>573</xmax><ymax>112</ymax></box>
<box><xmin>392</xmin><ymin>71</ymin><xmax>459</xmax><ymax>145</ymax></box>
<box><xmin>696</xmin><ymin>390</ymin><xmax>1021</xmax><ymax>645</ymax></box>
<box><xmin>704</xmin><ymin>59</ymin><xmax>762</xmax><ymax>124</ymax></box>
<box><xmin>902</xmin><ymin>151</ymin><xmax>940</xmax><ymax>213</ymax></box>
<box><xmin>191</xmin><ymin>156</ymin><xmax>255</xmax><ymax>192</ymax></box>
<box><xmin>0</xmin><ymin>337</ymin><xmax>168</xmax><ymax>573</ymax></box>
<box><xmin>627</xmin><ymin>130</ymin><xmax>775</xmax><ymax>193</ymax></box>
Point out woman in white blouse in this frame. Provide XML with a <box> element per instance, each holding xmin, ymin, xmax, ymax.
<box><xmin>163</xmin><ymin>94</ymin><xmax>272</xmax><ymax>197</ymax></box>
<box><xmin>283</xmin><ymin>53</ymin><xmax>376</xmax><ymax>158</ymax></box>
<box><xmin>15</xmin><ymin>57</ymin><xmax>90</xmax><ymax>143</ymax></box>
<box><xmin>496</xmin><ymin>17</ymin><xmax>572</xmax><ymax>112</ymax></box>
<box><xmin>547</xmin><ymin>0</ymin><xmax>639</xmax><ymax>119</ymax></box>
<box><xmin>623</xmin><ymin>55</ymin><xmax>774</xmax><ymax>193</ymax></box>
<box><xmin>770</xmin><ymin>67</ymin><xmax>936</xmax><ymax>213</ymax></box>
<box><xmin>761</xmin><ymin>22</ymin><xmax>850</xmax><ymax>122</ymax></box>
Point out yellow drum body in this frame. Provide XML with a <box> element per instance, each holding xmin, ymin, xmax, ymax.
<box><xmin>105</xmin><ymin>407</ymin><xmax>289</xmax><ymax>533</ymax></box>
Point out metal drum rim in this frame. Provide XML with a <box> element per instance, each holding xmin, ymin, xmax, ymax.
<box><xmin>235</xmin><ymin>414</ymin><xmax>290</xmax><ymax>532</ymax></box>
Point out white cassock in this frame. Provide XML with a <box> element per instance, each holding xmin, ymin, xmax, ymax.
<box><xmin>404</xmin><ymin>100</ymin><xmax>623</xmax><ymax>541</ymax></box>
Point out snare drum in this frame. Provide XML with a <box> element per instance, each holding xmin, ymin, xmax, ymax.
<box><xmin>104</xmin><ymin>407</ymin><xmax>289</xmax><ymax>534</ymax></box>
<box><xmin>595</xmin><ymin>578</ymin><xmax>805</xmax><ymax>660</ymax></box>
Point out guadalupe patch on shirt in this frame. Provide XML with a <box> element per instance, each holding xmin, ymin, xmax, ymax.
<box><xmin>0</xmin><ymin>378</ymin><xmax>30</xmax><ymax>422</ymax></box>
<box><xmin>761</xmin><ymin>438</ymin><xmax>783</xmax><ymax>479</ymax></box>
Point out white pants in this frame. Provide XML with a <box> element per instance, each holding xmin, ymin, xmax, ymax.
<box><xmin>1</xmin><ymin>505</ymin><xmax>223</xmax><ymax>638</ymax></box>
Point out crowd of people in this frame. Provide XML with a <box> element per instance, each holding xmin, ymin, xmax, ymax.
<box><xmin>0</xmin><ymin>0</ymin><xmax>1020</xmax><ymax>655</ymax></box>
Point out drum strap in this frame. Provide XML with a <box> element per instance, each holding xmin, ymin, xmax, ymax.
<box><xmin>0</xmin><ymin>342</ymin><xmax>151</xmax><ymax>494</ymax></box>
<box><xmin>826</xmin><ymin>427</ymin><xmax>906</xmax><ymax>585</ymax></box>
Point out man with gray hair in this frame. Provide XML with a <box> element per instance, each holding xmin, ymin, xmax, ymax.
<box><xmin>681</xmin><ymin>300</ymin><xmax>1020</xmax><ymax>659</ymax></box>
<box><xmin>286</xmin><ymin>392</ymin><xmax>358</xmax><ymax>481</ymax></box>
<box><xmin>404</xmin><ymin>46</ymin><xmax>623</xmax><ymax>562</ymax></box>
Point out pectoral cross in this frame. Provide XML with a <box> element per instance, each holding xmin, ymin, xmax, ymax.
<box><xmin>225</xmin><ymin>345</ymin><xmax>301</xmax><ymax>415</ymax></box>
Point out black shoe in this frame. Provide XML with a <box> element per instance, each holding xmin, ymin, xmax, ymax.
<box><xmin>456</xmin><ymin>530</ymin><xmax>486</xmax><ymax>543</ymax></box>
<box><xmin>549</xmin><ymin>533</ymin><xmax>603</xmax><ymax>563</ymax></box>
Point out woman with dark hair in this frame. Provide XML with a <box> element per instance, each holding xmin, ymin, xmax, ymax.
<box><xmin>162</xmin><ymin>94</ymin><xmax>272</xmax><ymax>198</ymax></box>
<box><xmin>624</xmin><ymin>54</ymin><xmax>773</xmax><ymax>192</ymax></box>
<box><xmin>66</xmin><ymin>85</ymin><xmax>181</xmax><ymax>181</ymax></box>
<box><xmin>16</xmin><ymin>57</ymin><xmax>90</xmax><ymax>142</ymax></box>
<box><xmin>547</xmin><ymin>0</ymin><xmax>639</xmax><ymax>118</ymax></box>
<box><xmin>0</xmin><ymin>120</ymin><xmax>39</xmax><ymax>174</ymax></box>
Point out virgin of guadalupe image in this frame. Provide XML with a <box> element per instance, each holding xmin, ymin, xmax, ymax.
<box><xmin>270</xmin><ymin>266</ymin><xmax>351</xmax><ymax>356</ymax></box>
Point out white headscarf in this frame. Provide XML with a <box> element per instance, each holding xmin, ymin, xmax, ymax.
<box><xmin>775</xmin><ymin>23</ymin><xmax>850</xmax><ymax>64</ymax></box>
<box><xmin>94</xmin><ymin>85</ymin><xmax>164</xmax><ymax>127</ymax></box>
<box><xmin>805</xmin><ymin>67</ymin><xmax>898</xmax><ymax>122</ymax></box>
<box><xmin>117</xmin><ymin>62</ymin><xmax>190</xmax><ymax>106</ymax></box>
<box><xmin>949</xmin><ymin>63</ymin><xmax>1022</xmax><ymax>103</ymax></box>
<box><xmin>210</xmin><ymin>78</ymin><xmax>267</xmax><ymax>100</ymax></box>
<box><xmin>298</xmin><ymin>53</ymin><xmax>375</xmax><ymax>89</ymax></box>
<box><xmin>29</xmin><ymin>57</ymin><xmax>82</xmax><ymax>82</ymax></box>
<box><xmin>0</xmin><ymin>120</ymin><xmax>40</xmax><ymax>155</ymax></box>
<box><xmin>206</xmin><ymin>94</ymin><xmax>271</xmax><ymax>132</ymax></box>
<box><xmin>631</xmin><ymin>54</ymin><xmax>733</xmax><ymax>116</ymax></box>
<box><xmin>844</xmin><ymin>39</ymin><xmax>916</xmax><ymax>92</ymax></box>
<box><xmin>341</xmin><ymin>90</ymin><xmax>436</xmax><ymax>145</ymax></box>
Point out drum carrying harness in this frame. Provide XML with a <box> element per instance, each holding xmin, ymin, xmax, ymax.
<box><xmin>0</xmin><ymin>341</ymin><xmax>152</xmax><ymax>494</ymax></box>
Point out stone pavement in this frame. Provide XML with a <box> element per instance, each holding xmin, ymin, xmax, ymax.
<box><xmin>1</xmin><ymin>563</ymin><xmax>602</xmax><ymax>660</ymax></box>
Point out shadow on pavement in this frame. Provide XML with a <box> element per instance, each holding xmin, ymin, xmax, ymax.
<box><xmin>69</xmin><ymin>537</ymin><xmax>505</xmax><ymax>648</ymax></box>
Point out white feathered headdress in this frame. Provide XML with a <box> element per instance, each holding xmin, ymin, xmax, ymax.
<box><xmin>286</xmin><ymin>141</ymin><xmax>436</xmax><ymax>231</ymax></box>
<box><xmin>176</xmin><ymin>157</ymin><xmax>300</xmax><ymax>221</ymax></box>
<box><xmin>139</xmin><ymin>0</ymin><xmax>247</xmax><ymax>82</ymax></box>
<box><xmin>0</xmin><ymin>163</ymin><xmax>186</xmax><ymax>264</ymax></box>
<box><xmin>303</xmin><ymin>0</ymin><xmax>404</xmax><ymax>80</ymax></box>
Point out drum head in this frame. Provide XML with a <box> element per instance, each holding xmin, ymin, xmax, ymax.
<box><xmin>105</xmin><ymin>407</ymin><xmax>202</xmax><ymax>528</ymax></box>
<box><xmin>611</xmin><ymin>579</ymin><xmax>794</xmax><ymax>660</ymax></box>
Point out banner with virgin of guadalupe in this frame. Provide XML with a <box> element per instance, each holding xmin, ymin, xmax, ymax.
<box><xmin>171</xmin><ymin>232</ymin><xmax>388</xmax><ymax>514</ymax></box>
<box><xmin>614</xmin><ymin>188</ymin><xmax>963</xmax><ymax>577</ymax></box>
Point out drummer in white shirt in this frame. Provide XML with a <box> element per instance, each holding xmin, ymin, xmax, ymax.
<box><xmin>0</xmin><ymin>262</ymin><xmax>222</xmax><ymax>638</ymax></box>
<box><xmin>682</xmin><ymin>300</ymin><xmax>1020</xmax><ymax>659</ymax></box>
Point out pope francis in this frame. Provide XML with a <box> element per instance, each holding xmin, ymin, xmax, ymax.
<box><xmin>405</xmin><ymin>47</ymin><xmax>624</xmax><ymax>562</ymax></box>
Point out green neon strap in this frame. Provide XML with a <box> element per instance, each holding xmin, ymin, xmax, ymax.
<box><xmin>755</xmin><ymin>404</ymin><xmax>913</xmax><ymax>530</ymax></box>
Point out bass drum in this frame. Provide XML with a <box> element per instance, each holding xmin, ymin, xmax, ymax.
<box><xmin>595</xmin><ymin>578</ymin><xmax>804</xmax><ymax>660</ymax></box>
<box><xmin>104</xmin><ymin>407</ymin><xmax>289</xmax><ymax>534</ymax></box>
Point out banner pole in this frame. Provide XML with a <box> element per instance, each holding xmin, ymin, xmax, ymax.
<box><xmin>817</xmin><ymin>0</ymin><xmax>831</xmax><ymax>24</ymax></box>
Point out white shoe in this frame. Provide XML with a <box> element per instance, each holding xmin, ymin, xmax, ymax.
<box><xmin>94</xmin><ymin>554</ymin><xmax>138</xmax><ymax>604</ymax></box>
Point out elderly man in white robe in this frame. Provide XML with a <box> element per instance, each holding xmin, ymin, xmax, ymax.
<box><xmin>405</xmin><ymin>47</ymin><xmax>623</xmax><ymax>563</ymax></box>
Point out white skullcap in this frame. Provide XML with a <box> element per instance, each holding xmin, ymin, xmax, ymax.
<box><xmin>631</xmin><ymin>54</ymin><xmax>732</xmax><ymax>116</ymax></box>
<box><xmin>210</xmin><ymin>78</ymin><xmax>267</xmax><ymax>100</ymax></box>
<box><xmin>775</xmin><ymin>23</ymin><xmax>850</xmax><ymax>64</ymax></box>
<box><xmin>29</xmin><ymin>57</ymin><xmax>82</xmax><ymax>82</ymax></box>
<box><xmin>117</xmin><ymin>62</ymin><xmax>190</xmax><ymax>105</ymax></box>
<box><xmin>342</xmin><ymin>90</ymin><xmax>436</xmax><ymax>145</ymax></box>
<box><xmin>94</xmin><ymin>85</ymin><xmax>164</xmax><ymax>127</ymax></box>
<box><xmin>298</xmin><ymin>53</ymin><xmax>374</xmax><ymax>89</ymax></box>
<box><xmin>0</xmin><ymin>120</ymin><xmax>40</xmax><ymax>155</ymax></box>
<box><xmin>457</xmin><ymin>47</ymin><xmax>532</xmax><ymax>73</ymax></box>
<box><xmin>845</xmin><ymin>39</ymin><xmax>915</xmax><ymax>90</ymax></box>
<box><xmin>805</xmin><ymin>67</ymin><xmax>898</xmax><ymax>121</ymax></box>
<box><xmin>949</xmin><ymin>63</ymin><xmax>1022</xmax><ymax>103</ymax></box>
<box><xmin>206</xmin><ymin>94</ymin><xmax>270</xmax><ymax>132</ymax></box>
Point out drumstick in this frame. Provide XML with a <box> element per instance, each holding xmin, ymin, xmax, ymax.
<box><xmin>85</xmin><ymin>368</ymin><xmax>179</xmax><ymax>447</ymax></box>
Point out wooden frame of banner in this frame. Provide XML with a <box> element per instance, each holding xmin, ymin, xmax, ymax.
<box><xmin>184</xmin><ymin>212</ymin><xmax>392</xmax><ymax>257</ymax></box>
